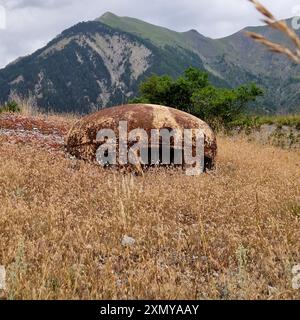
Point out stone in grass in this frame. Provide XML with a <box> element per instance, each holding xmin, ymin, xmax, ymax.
<box><xmin>121</xmin><ymin>235</ymin><xmax>136</xmax><ymax>247</ymax></box>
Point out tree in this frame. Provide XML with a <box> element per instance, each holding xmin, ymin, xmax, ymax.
<box><xmin>192</xmin><ymin>83</ymin><xmax>263</xmax><ymax>125</ymax></box>
<box><xmin>131</xmin><ymin>67</ymin><xmax>263</xmax><ymax>127</ymax></box>
<box><xmin>131</xmin><ymin>75</ymin><xmax>173</xmax><ymax>106</ymax></box>
<box><xmin>131</xmin><ymin>68</ymin><xmax>209</xmax><ymax>112</ymax></box>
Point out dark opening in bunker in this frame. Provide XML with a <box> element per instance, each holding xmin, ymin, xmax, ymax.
<box><xmin>139</xmin><ymin>146</ymin><xmax>213</xmax><ymax>172</ymax></box>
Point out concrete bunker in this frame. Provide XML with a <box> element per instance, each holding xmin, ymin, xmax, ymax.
<box><xmin>66</xmin><ymin>104</ymin><xmax>217</xmax><ymax>172</ymax></box>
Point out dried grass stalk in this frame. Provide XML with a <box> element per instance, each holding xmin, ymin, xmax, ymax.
<box><xmin>246</xmin><ymin>0</ymin><xmax>300</xmax><ymax>63</ymax></box>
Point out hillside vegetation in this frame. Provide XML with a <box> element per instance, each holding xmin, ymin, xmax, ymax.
<box><xmin>230</xmin><ymin>115</ymin><xmax>300</xmax><ymax>129</ymax></box>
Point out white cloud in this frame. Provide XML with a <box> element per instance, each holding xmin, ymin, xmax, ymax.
<box><xmin>0</xmin><ymin>0</ymin><xmax>298</xmax><ymax>68</ymax></box>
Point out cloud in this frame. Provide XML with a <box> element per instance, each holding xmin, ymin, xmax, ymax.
<box><xmin>0</xmin><ymin>0</ymin><xmax>298</xmax><ymax>68</ymax></box>
<box><xmin>7</xmin><ymin>0</ymin><xmax>73</xmax><ymax>9</ymax></box>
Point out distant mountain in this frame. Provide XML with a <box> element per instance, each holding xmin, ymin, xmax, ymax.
<box><xmin>0</xmin><ymin>13</ymin><xmax>299</xmax><ymax>114</ymax></box>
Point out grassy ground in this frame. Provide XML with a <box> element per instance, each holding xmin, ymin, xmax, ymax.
<box><xmin>0</xmin><ymin>118</ymin><xmax>299</xmax><ymax>299</ymax></box>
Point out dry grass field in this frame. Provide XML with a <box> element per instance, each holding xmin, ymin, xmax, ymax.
<box><xmin>0</xmin><ymin>113</ymin><xmax>299</xmax><ymax>300</ymax></box>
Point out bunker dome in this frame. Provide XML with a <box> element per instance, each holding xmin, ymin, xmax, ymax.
<box><xmin>66</xmin><ymin>104</ymin><xmax>217</xmax><ymax>170</ymax></box>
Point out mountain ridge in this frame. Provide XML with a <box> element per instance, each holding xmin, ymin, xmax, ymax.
<box><xmin>0</xmin><ymin>13</ymin><xmax>299</xmax><ymax>114</ymax></box>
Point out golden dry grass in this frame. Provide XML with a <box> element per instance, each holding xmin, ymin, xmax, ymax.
<box><xmin>0</xmin><ymin>133</ymin><xmax>299</xmax><ymax>300</ymax></box>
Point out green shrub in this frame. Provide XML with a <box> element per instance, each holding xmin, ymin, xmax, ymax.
<box><xmin>0</xmin><ymin>100</ymin><xmax>21</xmax><ymax>113</ymax></box>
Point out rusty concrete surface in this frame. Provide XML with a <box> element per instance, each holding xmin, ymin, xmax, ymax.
<box><xmin>66</xmin><ymin>104</ymin><xmax>217</xmax><ymax>170</ymax></box>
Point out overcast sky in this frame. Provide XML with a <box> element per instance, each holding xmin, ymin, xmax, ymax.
<box><xmin>0</xmin><ymin>0</ymin><xmax>299</xmax><ymax>68</ymax></box>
